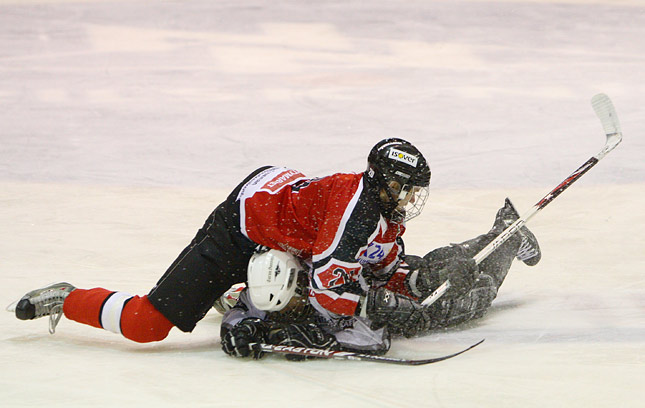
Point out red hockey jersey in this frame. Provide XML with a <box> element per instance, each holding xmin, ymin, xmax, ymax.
<box><xmin>237</xmin><ymin>166</ymin><xmax>405</xmax><ymax>316</ymax></box>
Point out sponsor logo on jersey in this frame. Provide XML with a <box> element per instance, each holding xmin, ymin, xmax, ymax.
<box><xmin>264</xmin><ymin>169</ymin><xmax>303</xmax><ymax>191</ymax></box>
<box><xmin>389</xmin><ymin>148</ymin><xmax>418</xmax><ymax>167</ymax></box>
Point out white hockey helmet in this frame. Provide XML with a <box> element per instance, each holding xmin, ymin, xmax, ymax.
<box><xmin>247</xmin><ymin>249</ymin><xmax>306</xmax><ymax>312</ymax></box>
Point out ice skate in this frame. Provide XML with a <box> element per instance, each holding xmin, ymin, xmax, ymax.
<box><xmin>12</xmin><ymin>282</ymin><xmax>76</xmax><ymax>334</ymax></box>
<box><xmin>491</xmin><ymin>198</ymin><xmax>541</xmax><ymax>266</ymax></box>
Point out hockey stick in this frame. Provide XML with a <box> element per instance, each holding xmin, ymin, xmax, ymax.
<box><xmin>252</xmin><ymin>338</ymin><xmax>484</xmax><ymax>365</ymax></box>
<box><xmin>421</xmin><ymin>94</ymin><xmax>623</xmax><ymax>307</ymax></box>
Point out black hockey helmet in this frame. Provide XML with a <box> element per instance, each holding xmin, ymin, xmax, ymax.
<box><xmin>366</xmin><ymin>138</ymin><xmax>431</xmax><ymax>221</ymax></box>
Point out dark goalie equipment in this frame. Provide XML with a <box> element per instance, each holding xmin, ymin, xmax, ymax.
<box><xmin>366</xmin><ymin>138</ymin><xmax>431</xmax><ymax>221</ymax></box>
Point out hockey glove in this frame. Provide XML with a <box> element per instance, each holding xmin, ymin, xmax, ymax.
<box><xmin>408</xmin><ymin>255</ymin><xmax>478</xmax><ymax>299</ymax></box>
<box><xmin>221</xmin><ymin>318</ymin><xmax>269</xmax><ymax>359</ymax></box>
<box><xmin>267</xmin><ymin>323</ymin><xmax>340</xmax><ymax>361</ymax></box>
<box><xmin>365</xmin><ymin>287</ymin><xmax>432</xmax><ymax>338</ymax></box>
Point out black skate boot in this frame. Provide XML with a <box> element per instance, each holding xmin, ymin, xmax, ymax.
<box><xmin>491</xmin><ymin>198</ymin><xmax>541</xmax><ymax>266</ymax></box>
<box><xmin>12</xmin><ymin>282</ymin><xmax>76</xmax><ymax>334</ymax></box>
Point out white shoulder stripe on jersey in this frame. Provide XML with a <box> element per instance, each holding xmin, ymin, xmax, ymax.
<box><xmin>237</xmin><ymin>166</ymin><xmax>308</xmax><ymax>240</ymax></box>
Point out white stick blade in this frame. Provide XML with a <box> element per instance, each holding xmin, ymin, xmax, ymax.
<box><xmin>591</xmin><ymin>94</ymin><xmax>623</xmax><ymax>159</ymax></box>
<box><xmin>591</xmin><ymin>93</ymin><xmax>622</xmax><ymax>136</ymax></box>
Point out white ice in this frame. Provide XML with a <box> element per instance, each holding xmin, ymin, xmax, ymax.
<box><xmin>1</xmin><ymin>0</ymin><xmax>644</xmax><ymax>407</ymax></box>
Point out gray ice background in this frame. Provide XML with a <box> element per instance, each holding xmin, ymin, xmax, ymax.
<box><xmin>1</xmin><ymin>0</ymin><xmax>643</xmax><ymax>407</ymax></box>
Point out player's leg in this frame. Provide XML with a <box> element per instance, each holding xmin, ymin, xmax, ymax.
<box><xmin>423</xmin><ymin>199</ymin><xmax>541</xmax><ymax>328</ymax></box>
<box><xmin>14</xmin><ymin>168</ymin><xmax>268</xmax><ymax>341</ymax></box>
<box><xmin>12</xmin><ymin>281</ymin><xmax>174</xmax><ymax>342</ymax></box>
<box><xmin>146</xmin><ymin>168</ymin><xmax>264</xmax><ymax>333</ymax></box>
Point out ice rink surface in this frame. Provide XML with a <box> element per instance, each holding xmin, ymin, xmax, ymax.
<box><xmin>1</xmin><ymin>0</ymin><xmax>644</xmax><ymax>406</ymax></box>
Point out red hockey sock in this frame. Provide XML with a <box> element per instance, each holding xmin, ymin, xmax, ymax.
<box><xmin>63</xmin><ymin>287</ymin><xmax>112</xmax><ymax>329</ymax></box>
<box><xmin>120</xmin><ymin>295</ymin><xmax>174</xmax><ymax>343</ymax></box>
<box><xmin>63</xmin><ymin>288</ymin><xmax>174</xmax><ymax>343</ymax></box>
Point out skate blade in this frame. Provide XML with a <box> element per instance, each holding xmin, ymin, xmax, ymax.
<box><xmin>6</xmin><ymin>299</ymin><xmax>18</xmax><ymax>313</ymax></box>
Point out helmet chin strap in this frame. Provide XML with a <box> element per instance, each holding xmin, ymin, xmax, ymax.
<box><xmin>381</xmin><ymin>185</ymin><xmax>401</xmax><ymax>217</ymax></box>
<box><xmin>397</xmin><ymin>185</ymin><xmax>412</xmax><ymax>201</ymax></box>
<box><xmin>381</xmin><ymin>187</ymin><xmax>408</xmax><ymax>223</ymax></box>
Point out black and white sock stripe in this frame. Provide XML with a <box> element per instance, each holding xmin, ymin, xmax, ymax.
<box><xmin>99</xmin><ymin>292</ymin><xmax>133</xmax><ymax>334</ymax></box>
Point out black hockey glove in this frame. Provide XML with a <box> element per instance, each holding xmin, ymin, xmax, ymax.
<box><xmin>221</xmin><ymin>318</ymin><xmax>270</xmax><ymax>359</ymax></box>
<box><xmin>267</xmin><ymin>323</ymin><xmax>340</xmax><ymax>361</ymax></box>
<box><xmin>407</xmin><ymin>255</ymin><xmax>478</xmax><ymax>299</ymax></box>
<box><xmin>365</xmin><ymin>287</ymin><xmax>432</xmax><ymax>338</ymax></box>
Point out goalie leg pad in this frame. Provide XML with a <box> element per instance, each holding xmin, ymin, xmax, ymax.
<box><xmin>429</xmin><ymin>232</ymin><xmax>519</xmax><ymax>290</ymax></box>
<box><xmin>426</xmin><ymin>273</ymin><xmax>498</xmax><ymax>328</ymax></box>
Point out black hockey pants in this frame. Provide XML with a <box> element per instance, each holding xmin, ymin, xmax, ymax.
<box><xmin>148</xmin><ymin>167</ymin><xmax>271</xmax><ymax>332</ymax></box>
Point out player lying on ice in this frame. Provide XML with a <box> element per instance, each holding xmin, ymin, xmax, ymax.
<box><xmin>217</xmin><ymin>197</ymin><xmax>540</xmax><ymax>360</ymax></box>
<box><xmin>11</xmin><ymin>138</ymin><xmax>432</xmax><ymax>341</ymax></box>
<box><xmin>10</xmin><ymin>138</ymin><xmax>539</xmax><ymax>350</ymax></box>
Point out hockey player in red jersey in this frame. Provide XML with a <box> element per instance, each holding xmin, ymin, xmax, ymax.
<box><xmin>11</xmin><ymin>138</ymin><xmax>434</xmax><ymax>343</ymax></box>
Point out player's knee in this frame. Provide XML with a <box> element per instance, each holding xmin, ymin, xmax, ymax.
<box><xmin>120</xmin><ymin>296</ymin><xmax>174</xmax><ymax>343</ymax></box>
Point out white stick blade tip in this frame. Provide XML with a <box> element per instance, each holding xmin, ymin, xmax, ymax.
<box><xmin>591</xmin><ymin>93</ymin><xmax>622</xmax><ymax>136</ymax></box>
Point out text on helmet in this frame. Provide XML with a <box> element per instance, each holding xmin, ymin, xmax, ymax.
<box><xmin>388</xmin><ymin>148</ymin><xmax>418</xmax><ymax>167</ymax></box>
